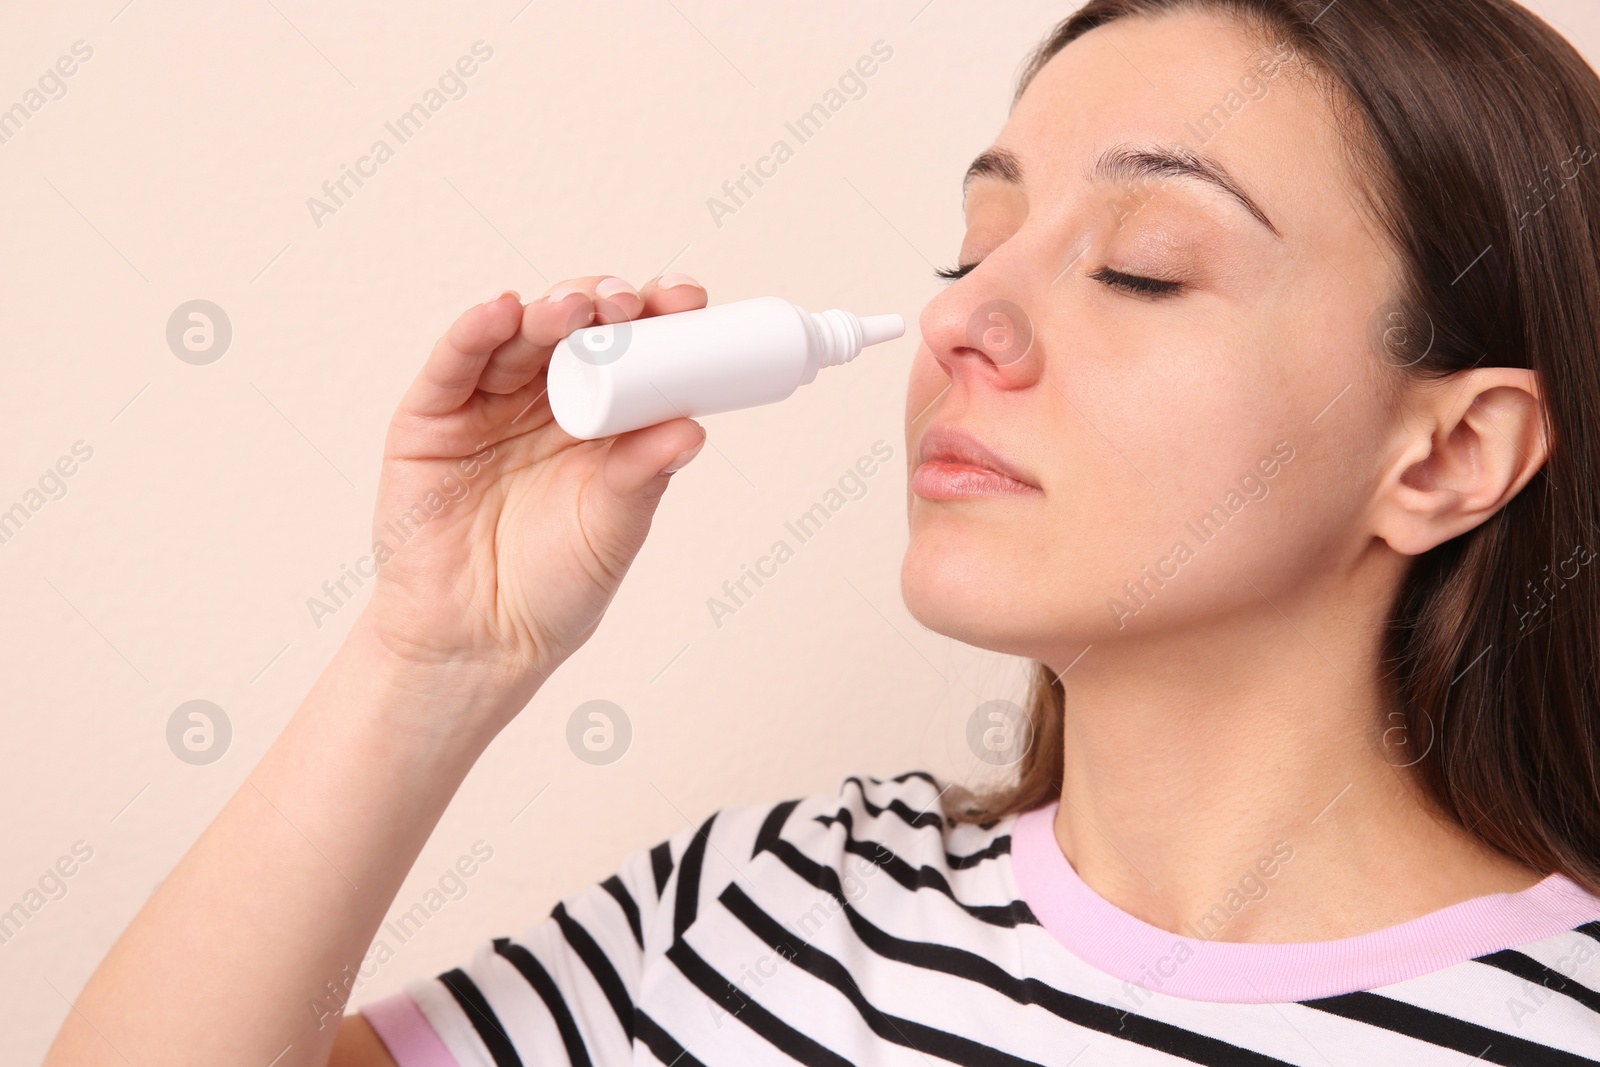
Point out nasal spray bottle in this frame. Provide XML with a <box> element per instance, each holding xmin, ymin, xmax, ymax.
<box><xmin>546</xmin><ymin>295</ymin><xmax>905</xmax><ymax>440</ymax></box>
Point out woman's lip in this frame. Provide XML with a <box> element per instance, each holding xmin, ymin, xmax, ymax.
<box><xmin>911</xmin><ymin>459</ymin><xmax>1042</xmax><ymax>499</ymax></box>
<box><xmin>916</xmin><ymin>423</ymin><xmax>1038</xmax><ymax>488</ymax></box>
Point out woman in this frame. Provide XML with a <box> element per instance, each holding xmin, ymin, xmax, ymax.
<box><xmin>44</xmin><ymin>0</ymin><xmax>1600</xmax><ymax>1063</ymax></box>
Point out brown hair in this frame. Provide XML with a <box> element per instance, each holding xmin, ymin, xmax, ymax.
<box><xmin>944</xmin><ymin>0</ymin><xmax>1600</xmax><ymax>893</ymax></box>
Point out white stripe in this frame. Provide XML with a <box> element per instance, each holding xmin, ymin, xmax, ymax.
<box><xmin>1516</xmin><ymin>926</ymin><xmax>1600</xmax><ymax>998</ymax></box>
<box><xmin>669</xmin><ymin>917</ymin><xmax>945</xmax><ymax>1067</ymax></box>
<box><xmin>405</xmin><ymin>975</ymin><xmax>495</xmax><ymax>1067</ymax></box>
<box><xmin>470</xmin><ymin>945</ymin><xmax>573</xmax><ymax>1062</ymax></box>
<box><xmin>1373</xmin><ymin>955</ymin><xmax>1600</xmax><ymax>1058</ymax></box>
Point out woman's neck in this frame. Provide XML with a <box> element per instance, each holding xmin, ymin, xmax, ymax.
<box><xmin>1043</xmin><ymin>596</ymin><xmax>1543</xmax><ymax>944</ymax></box>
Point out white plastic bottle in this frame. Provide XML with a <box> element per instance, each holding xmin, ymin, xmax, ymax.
<box><xmin>546</xmin><ymin>295</ymin><xmax>905</xmax><ymax>440</ymax></box>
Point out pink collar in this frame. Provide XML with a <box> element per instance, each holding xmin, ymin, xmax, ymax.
<box><xmin>1009</xmin><ymin>800</ymin><xmax>1600</xmax><ymax>1002</ymax></box>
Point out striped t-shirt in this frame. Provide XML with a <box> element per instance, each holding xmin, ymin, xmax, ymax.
<box><xmin>359</xmin><ymin>771</ymin><xmax>1600</xmax><ymax>1065</ymax></box>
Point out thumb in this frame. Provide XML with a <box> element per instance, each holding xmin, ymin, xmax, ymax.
<box><xmin>602</xmin><ymin>417</ymin><xmax>707</xmax><ymax>499</ymax></box>
<box><xmin>582</xmin><ymin>418</ymin><xmax>706</xmax><ymax>568</ymax></box>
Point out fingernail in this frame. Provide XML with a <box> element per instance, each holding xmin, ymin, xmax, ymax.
<box><xmin>595</xmin><ymin>277</ymin><xmax>638</xmax><ymax>301</ymax></box>
<box><xmin>660</xmin><ymin>438</ymin><xmax>706</xmax><ymax>475</ymax></box>
<box><xmin>656</xmin><ymin>272</ymin><xmax>698</xmax><ymax>290</ymax></box>
<box><xmin>488</xmin><ymin>289</ymin><xmax>520</xmax><ymax>305</ymax></box>
<box><xmin>545</xmin><ymin>287</ymin><xmax>586</xmax><ymax>303</ymax></box>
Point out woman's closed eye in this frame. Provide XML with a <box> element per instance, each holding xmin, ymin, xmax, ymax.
<box><xmin>933</xmin><ymin>261</ymin><xmax>980</xmax><ymax>282</ymax></box>
<box><xmin>1089</xmin><ymin>266</ymin><xmax>1185</xmax><ymax>296</ymax></box>
<box><xmin>932</xmin><ymin>260</ymin><xmax>1185</xmax><ymax>297</ymax></box>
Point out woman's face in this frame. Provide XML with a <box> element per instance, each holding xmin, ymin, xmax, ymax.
<box><xmin>901</xmin><ymin>11</ymin><xmax>1405</xmax><ymax>671</ymax></box>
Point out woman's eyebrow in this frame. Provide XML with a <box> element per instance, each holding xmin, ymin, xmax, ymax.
<box><xmin>962</xmin><ymin>146</ymin><xmax>1024</xmax><ymax>195</ymax></box>
<box><xmin>1088</xmin><ymin>142</ymin><xmax>1282</xmax><ymax>238</ymax></box>
<box><xmin>960</xmin><ymin>142</ymin><xmax>1283</xmax><ymax>239</ymax></box>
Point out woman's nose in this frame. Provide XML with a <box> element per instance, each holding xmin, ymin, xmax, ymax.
<box><xmin>920</xmin><ymin>285</ymin><xmax>1045</xmax><ymax>391</ymax></box>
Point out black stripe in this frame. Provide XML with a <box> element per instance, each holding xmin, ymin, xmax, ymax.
<box><xmin>840</xmin><ymin>776</ymin><xmax>945</xmax><ymax>830</ymax></box>
<box><xmin>1478</xmin><ymin>949</ymin><xmax>1600</xmax><ymax>1016</ymax></box>
<box><xmin>552</xmin><ymin>901</ymin><xmax>635</xmax><ymax>1041</ymax></box>
<box><xmin>886</xmin><ymin>770</ymin><xmax>1001</xmax><ymax>828</ymax></box>
<box><xmin>770</xmin><ymin>822</ymin><xmax>1033</xmax><ymax>929</ymax></box>
<box><xmin>635</xmin><ymin>1009</ymin><xmax>710</xmax><ymax>1067</ymax></box>
<box><xmin>704</xmin><ymin>894</ymin><xmax>1047</xmax><ymax>1067</ymax></box>
<box><xmin>810</xmin><ymin>808</ymin><xmax>1031</xmax><ymax>924</ymax></box>
<box><xmin>491</xmin><ymin>938</ymin><xmax>591</xmax><ymax>1067</ymax></box>
<box><xmin>439</xmin><ymin>966</ymin><xmax>523</xmax><ymax>1067</ymax></box>
<box><xmin>947</xmin><ymin>833</ymin><xmax>1013</xmax><ymax>870</ymax></box>
<box><xmin>1303</xmin><ymin>990</ymin><xmax>1600</xmax><ymax>1066</ymax></box>
<box><xmin>753</xmin><ymin>798</ymin><xmax>802</xmax><ymax>859</ymax></box>
<box><xmin>1578</xmin><ymin>921</ymin><xmax>1600</xmax><ymax>944</ymax></box>
<box><xmin>601</xmin><ymin>874</ymin><xmax>644</xmax><ymax>948</ymax></box>
<box><xmin>730</xmin><ymin>859</ymin><xmax>1293</xmax><ymax>1066</ymax></box>
<box><xmin>650</xmin><ymin>840</ymin><xmax>675</xmax><ymax>897</ymax></box>
<box><xmin>813</xmin><ymin>808</ymin><xmax>1013</xmax><ymax>870</ymax></box>
<box><xmin>890</xmin><ymin>768</ymin><xmax>943</xmax><ymax>790</ymax></box>
<box><xmin>673</xmin><ymin>813</ymin><xmax>717</xmax><ymax>941</ymax></box>
<box><xmin>666</xmin><ymin>938</ymin><xmax>859</xmax><ymax>1066</ymax></box>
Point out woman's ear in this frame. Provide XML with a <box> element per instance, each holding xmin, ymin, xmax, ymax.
<box><xmin>1373</xmin><ymin>367</ymin><xmax>1548</xmax><ymax>556</ymax></box>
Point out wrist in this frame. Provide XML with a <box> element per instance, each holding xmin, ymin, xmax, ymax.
<box><xmin>331</xmin><ymin>609</ymin><xmax>543</xmax><ymax>758</ymax></box>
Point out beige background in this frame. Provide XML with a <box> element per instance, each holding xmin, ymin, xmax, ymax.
<box><xmin>1</xmin><ymin>1</ymin><xmax>1596</xmax><ymax>1061</ymax></box>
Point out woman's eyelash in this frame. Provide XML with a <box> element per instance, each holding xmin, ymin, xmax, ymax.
<box><xmin>1090</xmin><ymin>267</ymin><xmax>1185</xmax><ymax>296</ymax></box>
<box><xmin>933</xmin><ymin>260</ymin><xmax>1184</xmax><ymax>297</ymax></box>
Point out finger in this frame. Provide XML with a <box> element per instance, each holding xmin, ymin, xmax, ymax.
<box><xmin>422</xmin><ymin>372</ymin><xmax>559</xmax><ymax>456</ymax></box>
<box><xmin>476</xmin><ymin>275</ymin><xmax>665</xmax><ymax>395</ymax></box>
<box><xmin>537</xmin><ymin>275</ymin><xmax>646</xmax><ymax>323</ymax></box>
<box><xmin>534</xmin><ymin>275</ymin><xmax>617</xmax><ymax>301</ymax></box>
<box><xmin>637</xmin><ymin>272</ymin><xmax>708</xmax><ymax>317</ymax></box>
<box><xmin>474</xmin><ymin>289</ymin><xmax>596</xmax><ymax>395</ymax></box>
<box><xmin>534</xmin><ymin>273</ymin><xmax>704</xmax><ymax>321</ymax></box>
<box><xmin>591</xmin><ymin>277</ymin><xmax>643</xmax><ymax>325</ymax></box>
<box><xmin>400</xmin><ymin>292</ymin><xmax>525</xmax><ymax>418</ymax></box>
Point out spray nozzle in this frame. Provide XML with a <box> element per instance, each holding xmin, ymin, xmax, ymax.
<box><xmin>858</xmin><ymin>313</ymin><xmax>906</xmax><ymax>348</ymax></box>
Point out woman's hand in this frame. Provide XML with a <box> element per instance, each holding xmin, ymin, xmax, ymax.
<box><xmin>361</xmin><ymin>274</ymin><xmax>709</xmax><ymax>723</ymax></box>
<box><xmin>42</xmin><ymin>279</ymin><xmax>711</xmax><ymax>1067</ymax></box>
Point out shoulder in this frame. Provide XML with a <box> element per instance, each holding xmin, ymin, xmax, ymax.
<box><xmin>671</xmin><ymin>768</ymin><xmax>1009</xmax><ymax>868</ymax></box>
<box><xmin>629</xmin><ymin>769</ymin><xmax>1026</xmax><ymax>953</ymax></box>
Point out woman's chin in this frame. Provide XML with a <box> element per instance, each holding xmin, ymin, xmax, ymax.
<box><xmin>900</xmin><ymin>539</ymin><xmax>1039</xmax><ymax>653</ymax></box>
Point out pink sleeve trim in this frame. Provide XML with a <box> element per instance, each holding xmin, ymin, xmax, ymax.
<box><xmin>360</xmin><ymin>990</ymin><xmax>462</xmax><ymax>1067</ymax></box>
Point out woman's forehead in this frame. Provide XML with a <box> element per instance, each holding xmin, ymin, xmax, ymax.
<box><xmin>990</xmin><ymin>13</ymin><xmax>1378</xmax><ymax>268</ymax></box>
